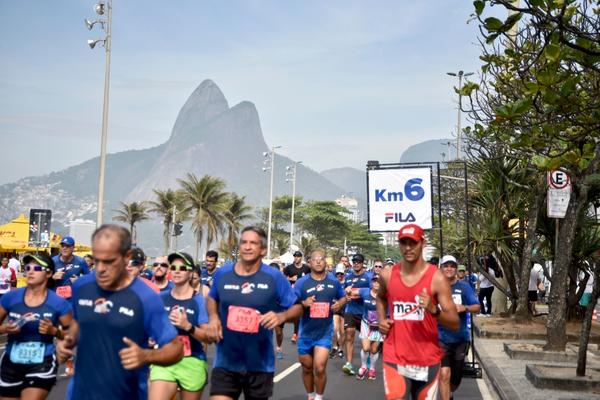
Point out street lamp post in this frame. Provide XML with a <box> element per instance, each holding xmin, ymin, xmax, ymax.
<box><xmin>285</xmin><ymin>161</ymin><xmax>302</xmax><ymax>252</ymax></box>
<box><xmin>446</xmin><ymin>70</ymin><xmax>473</xmax><ymax>159</ymax></box>
<box><xmin>263</xmin><ymin>146</ymin><xmax>281</xmax><ymax>259</ymax></box>
<box><xmin>86</xmin><ymin>1</ymin><xmax>112</xmax><ymax>227</ymax></box>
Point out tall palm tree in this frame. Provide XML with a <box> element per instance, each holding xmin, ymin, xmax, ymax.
<box><xmin>148</xmin><ymin>188</ymin><xmax>189</xmax><ymax>254</ymax></box>
<box><xmin>112</xmin><ymin>201</ymin><xmax>150</xmax><ymax>243</ymax></box>
<box><xmin>178</xmin><ymin>173</ymin><xmax>230</xmax><ymax>259</ymax></box>
<box><xmin>221</xmin><ymin>193</ymin><xmax>253</xmax><ymax>256</ymax></box>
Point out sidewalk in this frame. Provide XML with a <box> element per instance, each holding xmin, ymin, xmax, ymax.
<box><xmin>475</xmin><ymin>337</ymin><xmax>597</xmax><ymax>400</ymax></box>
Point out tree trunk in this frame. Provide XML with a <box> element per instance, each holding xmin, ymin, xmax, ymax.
<box><xmin>163</xmin><ymin>221</ymin><xmax>171</xmax><ymax>255</ymax></box>
<box><xmin>576</xmin><ymin>266</ymin><xmax>600</xmax><ymax>376</ymax></box>
<box><xmin>515</xmin><ymin>186</ymin><xmax>544</xmax><ymax>323</ymax></box>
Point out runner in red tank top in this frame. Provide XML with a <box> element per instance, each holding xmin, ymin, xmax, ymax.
<box><xmin>376</xmin><ymin>224</ymin><xmax>459</xmax><ymax>400</ymax></box>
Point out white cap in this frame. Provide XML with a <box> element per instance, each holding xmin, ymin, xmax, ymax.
<box><xmin>440</xmin><ymin>255</ymin><xmax>458</xmax><ymax>265</ymax></box>
<box><xmin>335</xmin><ymin>264</ymin><xmax>346</xmax><ymax>274</ymax></box>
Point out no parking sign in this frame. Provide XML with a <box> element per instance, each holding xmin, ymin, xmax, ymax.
<box><xmin>547</xmin><ymin>170</ymin><xmax>571</xmax><ymax>218</ymax></box>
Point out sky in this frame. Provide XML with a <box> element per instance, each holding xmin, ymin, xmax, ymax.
<box><xmin>0</xmin><ymin>0</ymin><xmax>490</xmax><ymax>184</ymax></box>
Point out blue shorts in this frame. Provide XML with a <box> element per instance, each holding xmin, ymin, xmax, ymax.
<box><xmin>297</xmin><ymin>336</ymin><xmax>332</xmax><ymax>356</ymax></box>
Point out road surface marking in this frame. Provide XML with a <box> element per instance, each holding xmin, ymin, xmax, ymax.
<box><xmin>274</xmin><ymin>362</ymin><xmax>301</xmax><ymax>383</ymax></box>
<box><xmin>477</xmin><ymin>376</ymin><xmax>493</xmax><ymax>400</ymax></box>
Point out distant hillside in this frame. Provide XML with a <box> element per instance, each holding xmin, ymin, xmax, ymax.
<box><xmin>321</xmin><ymin>167</ymin><xmax>365</xmax><ymax>200</ymax></box>
<box><xmin>399</xmin><ymin>139</ymin><xmax>461</xmax><ymax>163</ymax></box>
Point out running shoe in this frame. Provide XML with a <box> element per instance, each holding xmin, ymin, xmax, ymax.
<box><xmin>368</xmin><ymin>368</ymin><xmax>376</xmax><ymax>380</ymax></box>
<box><xmin>291</xmin><ymin>333</ymin><xmax>298</xmax><ymax>343</ymax></box>
<box><xmin>329</xmin><ymin>347</ymin><xmax>338</xmax><ymax>359</ymax></box>
<box><xmin>338</xmin><ymin>349</ymin><xmax>344</xmax><ymax>358</ymax></box>
<box><xmin>276</xmin><ymin>348</ymin><xmax>283</xmax><ymax>359</ymax></box>
<box><xmin>342</xmin><ymin>362</ymin><xmax>355</xmax><ymax>375</ymax></box>
<box><xmin>356</xmin><ymin>366</ymin><xmax>367</xmax><ymax>380</ymax></box>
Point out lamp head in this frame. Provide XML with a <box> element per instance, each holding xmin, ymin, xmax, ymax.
<box><xmin>87</xmin><ymin>39</ymin><xmax>100</xmax><ymax>49</ymax></box>
<box><xmin>94</xmin><ymin>2</ymin><xmax>105</xmax><ymax>15</ymax></box>
<box><xmin>85</xmin><ymin>19</ymin><xmax>95</xmax><ymax>30</ymax></box>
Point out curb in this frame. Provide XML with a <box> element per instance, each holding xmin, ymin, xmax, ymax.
<box><xmin>474</xmin><ymin>339</ymin><xmax>522</xmax><ymax>400</ymax></box>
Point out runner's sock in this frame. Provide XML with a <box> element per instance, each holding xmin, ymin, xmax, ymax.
<box><xmin>315</xmin><ymin>394</ymin><xmax>323</xmax><ymax>400</ymax></box>
<box><xmin>370</xmin><ymin>351</ymin><xmax>379</xmax><ymax>365</ymax></box>
<box><xmin>307</xmin><ymin>392</ymin><xmax>316</xmax><ymax>400</ymax></box>
<box><xmin>360</xmin><ymin>349</ymin><xmax>368</xmax><ymax>368</ymax></box>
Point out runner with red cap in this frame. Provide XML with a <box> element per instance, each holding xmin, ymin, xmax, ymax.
<box><xmin>376</xmin><ymin>223</ymin><xmax>459</xmax><ymax>400</ymax></box>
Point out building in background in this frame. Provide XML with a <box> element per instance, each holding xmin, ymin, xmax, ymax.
<box><xmin>336</xmin><ymin>195</ymin><xmax>360</xmax><ymax>223</ymax></box>
<box><xmin>69</xmin><ymin>219</ymin><xmax>96</xmax><ymax>246</ymax></box>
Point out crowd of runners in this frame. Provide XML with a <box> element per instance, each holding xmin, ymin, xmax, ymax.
<box><xmin>0</xmin><ymin>222</ymin><xmax>483</xmax><ymax>400</ymax></box>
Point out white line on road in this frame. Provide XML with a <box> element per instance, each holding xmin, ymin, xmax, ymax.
<box><xmin>477</xmin><ymin>376</ymin><xmax>494</xmax><ymax>400</ymax></box>
<box><xmin>273</xmin><ymin>362</ymin><xmax>301</xmax><ymax>383</ymax></box>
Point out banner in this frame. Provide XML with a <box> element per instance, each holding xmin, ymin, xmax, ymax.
<box><xmin>367</xmin><ymin>167</ymin><xmax>433</xmax><ymax>231</ymax></box>
<box><xmin>28</xmin><ymin>209</ymin><xmax>52</xmax><ymax>248</ymax></box>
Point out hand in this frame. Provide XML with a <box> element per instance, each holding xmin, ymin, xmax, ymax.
<box><xmin>418</xmin><ymin>288</ymin><xmax>433</xmax><ymax>313</ymax></box>
<box><xmin>379</xmin><ymin>318</ymin><xmax>394</xmax><ymax>335</ymax></box>
<box><xmin>38</xmin><ymin>319</ymin><xmax>55</xmax><ymax>335</ymax></box>
<box><xmin>5</xmin><ymin>322</ymin><xmax>20</xmax><ymax>335</ymax></box>
<box><xmin>206</xmin><ymin>318</ymin><xmax>223</xmax><ymax>342</ymax></box>
<box><xmin>260</xmin><ymin>311</ymin><xmax>284</xmax><ymax>330</ymax></box>
<box><xmin>302</xmin><ymin>296</ymin><xmax>316</xmax><ymax>308</ymax></box>
<box><xmin>456</xmin><ymin>304</ymin><xmax>466</xmax><ymax>313</ymax></box>
<box><xmin>169</xmin><ymin>307</ymin><xmax>189</xmax><ymax>329</ymax></box>
<box><xmin>290</xmin><ymin>275</ymin><xmax>298</xmax><ymax>282</ymax></box>
<box><xmin>53</xmin><ymin>271</ymin><xmax>65</xmax><ymax>280</ymax></box>
<box><xmin>119</xmin><ymin>337</ymin><xmax>147</xmax><ymax>370</ymax></box>
<box><xmin>331</xmin><ymin>300</ymin><xmax>342</xmax><ymax>313</ymax></box>
<box><xmin>56</xmin><ymin>334</ymin><xmax>76</xmax><ymax>363</ymax></box>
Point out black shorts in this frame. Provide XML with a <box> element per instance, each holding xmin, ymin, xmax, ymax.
<box><xmin>344</xmin><ymin>312</ymin><xmax>361</xmax><ymax>329</ymax></box>
<box><xmin>528</xmin><ymin>290</ymin><xmax>538</xmax><ymax>302</ymax></box>
<box><xmin>439</xmin><ymin>341</ymin><xmax>468</xmax><ymax>387</ymax></box>
<box><xmin>0</xmin><ymin>352</ymin><xmax>57</xmax><ymax>398</ymax></box>
<box><xmin>210</xmin><ymin>367</ymin><xmax>274</xmax><ymax>400</ymax></box>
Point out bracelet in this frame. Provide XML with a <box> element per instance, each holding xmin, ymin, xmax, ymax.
<box><xmin>54</xmin><ymin>327</ymin><xmax>64</xmax><ymax>340</ymax></box>
<box><xmin>428</xmin><ymin>304</ymin><xmax>441</xmax><ymax>317</ymax></box>
<box><xmin>186</xmin><ymin>324</ymin><xmax>195</xmax><ymax>334</ymax></box>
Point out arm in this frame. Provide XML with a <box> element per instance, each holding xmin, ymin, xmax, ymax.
<box><xmin>376</xmin><ymin>268</ymin><xmax>393</xmax><ymax>335</ymax></box>
<box><xmin>56</xmin><ymin>319</ymin><xmax>80</xmax><ymax>362</ymax></box>
<box><xmin>429</xmin><ymin>271</ymin><xmax>459</xmax><ymax>331</ymax></box>
<box><xmin>120</xmin><ymin>336</ymin><xmax>183</xmax><ymax>370</ymax></box>
<box><xmin>205</xmin><ymin>296</ymin><xmax>223</xmax><ymax>341</ymax></box>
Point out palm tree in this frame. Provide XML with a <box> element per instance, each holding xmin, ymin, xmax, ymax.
<box><xmin>221</xmin><ymin>193</ymin><xmax>253</xmax><ymax>257</ymax></box>
<box><xmin>148</xmin><ymin>189</ymin><xmax>189</xmax><ymax>254</ymax></box>
<box><xmin>112</xmin><ymin>201</ymin><xmax>151</xmax><ymax>243</ymax></box>
<box><xmin>178</xmin><ymin>173</ymin><xmax>230</xmax><ymax>259</ymax></box>
<box><xmin>297</xmin><ymin>235</ymin><xmax>319</xmax><ymax>259</ymax></box>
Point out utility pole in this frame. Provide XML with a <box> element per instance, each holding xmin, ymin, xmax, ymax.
<box><xmin>286</xmin><ymin>161</ymin><xmax>302</xmax><ymax>252</ymax></box>
<box><xmin>263</xmin><ymin>146</ymin><xmax>281</xmax><ymax>259</ymax></box>
<box><xmin>446</xmin><ymin>70</ymin><xmax>474</xmax><ymax>159</ymax></box>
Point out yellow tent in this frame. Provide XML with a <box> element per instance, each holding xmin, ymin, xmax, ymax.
<box><xmin>0</xmin><ymin>214</ymin><xmax>61</xmax><ymax>253</ymax></box>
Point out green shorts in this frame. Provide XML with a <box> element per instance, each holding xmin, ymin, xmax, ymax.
<box><xmin>150</xmin><ymin>357</ymin><xmax>208</xmax><ymax>392</ymax></box>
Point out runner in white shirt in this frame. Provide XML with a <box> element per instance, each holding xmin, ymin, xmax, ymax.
<box><xmin>0</xmin><ymin>257</ymin><xmax>17</xmax><ymax>297</ymax></box>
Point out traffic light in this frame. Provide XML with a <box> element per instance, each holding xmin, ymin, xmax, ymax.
<box><xmin>173</xmin><ymin>222</ymin><xmax>183</xmax><ymax>236</ymax></box>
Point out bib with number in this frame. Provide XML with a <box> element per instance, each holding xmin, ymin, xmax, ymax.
<box><xmin>451</xmin><ymin>293</ymin><xmax>463</xmax><ymax>305</ymax></box>
<box><xmin>227</xmin><ymin>305</ymin><xmax>260</xmax><ymax>333</ymax></box>
<box><xmin>10</xmin><ymin>342</ymin><xmax>45</xmax><ymax>364</ymax></box>
<box><xmin>56</xmin><ymin>286</ymin><xmax>72</xmax><ymax>298</ymax></box>
<box><xmin>397</xmin><ymin>364</ymin><xmax>429</xmax><ymax>382</ymax></box>
<box><xmin>177</xmin><ymin>335</ymin><xmax>192</xmax><ymax>357</ymax></box>
<box><xmin>309</xmin><ymin>302</ymin><xmax>330</xmax><ymax>318</ymax></box>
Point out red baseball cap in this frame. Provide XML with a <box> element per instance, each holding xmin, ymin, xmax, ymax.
<box><xmin>397</xmin><ymin>224</ymin><xmax>425</xmax><ymax>242</ymax></box>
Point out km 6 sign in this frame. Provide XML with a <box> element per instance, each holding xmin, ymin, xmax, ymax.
<box><xmin>367</xmin><ymin>167</ymin><xmax>432</xmax><ymax>232</ymax></box>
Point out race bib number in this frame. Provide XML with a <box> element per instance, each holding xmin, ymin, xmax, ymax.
<box><xmin>227</xmin><ymin>306</ymin><xmax>260</xmax><ymax>333</ymax></box>
<box><xmin>177</xmin><ymin>335</ymin><xmax>192</xmax><ymax>357</ymax></box>
<box><xmin>309</xmin><ymin>302</ymin><xmax>330</xmax><ymax>318</ymax></box>
<box><xmin>10</xmin><ymin>342</ymin><xmax>45</xmax><ymax>364</ymax></box>
<box><xmin>397</xmin><ymin>364</ymin><xmax>429</xmax><ymax>382</ymax></box>
<box><xmin>367</xmin><ymin>310</ymin><xmax>379</xmax><ymax>326</ymax></box>
<box><xmin>56</xmin><ymin>286</ymin><xmax>72</xmax><ymax>298</ymax></box>
<box><xmin>452</xmin><ymin>294</ymin><xmax>463</xmax><ymax>305</ymax></box>
<box><xmin>392</xmin><ymin>301</ymin><xmax>424</xmax><ymax>321</ymax></box>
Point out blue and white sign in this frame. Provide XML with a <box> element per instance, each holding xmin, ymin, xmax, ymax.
<box><xmin>367</xmin><ymin>167</ymin><xmax>432</xmax><ymax>231</ymax></box>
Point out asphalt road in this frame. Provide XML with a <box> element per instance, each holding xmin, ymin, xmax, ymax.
<box><xmin>46</xmin><ymin>324</ymin><xmax>490</xmax><ymax>399</ymax></box>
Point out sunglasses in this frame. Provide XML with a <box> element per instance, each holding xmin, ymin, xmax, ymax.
<box><xmin>153</xmin><ymin>263</ymin><xmax>169</xmax><ymax>268</ymax></box>
<box><xmin>25</xmin><ymin>265</ymin><xmax>49</xmax><ymax>272</ymax></box>
<box><xmin>374</xmin><ymin>265</ymin><xmax>383</xmax><ymax>268</ymax></box>
<box><xmin>169</xmin><ymin>265</ymin><xmax>191</xmax><ymax>272</ymax></box>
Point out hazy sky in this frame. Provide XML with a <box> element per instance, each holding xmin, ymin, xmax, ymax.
<box><xmin>0</xmin><ymin>1</ymin><xmax>489</xmax><ymax>184</ymax></box>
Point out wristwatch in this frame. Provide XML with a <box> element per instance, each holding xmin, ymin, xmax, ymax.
<box><xmin>186</xmin><ymin>324</ymin><xmax>195</xmax><ymax>334</ymax></box>
<box><xmin>429</xmin><ymin>304</ymin><xmax>441</xmax><ymax>317</ymax></box>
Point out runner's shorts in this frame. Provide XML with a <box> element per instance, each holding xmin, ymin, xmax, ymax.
<box><xmin>297</xmin><ymin>336</ymin><xmax>333</xmax><ymax>355</ymax></box>
<box><xmin>359</xmin><ymin>320</ymin><xmax>383</xmax><ymax>342</ymax></box>
<box><xmin>382</xmin><ymin>361</ymin><xmax>440</xmax><ymax>400</ymax></box>
<box><xmin>343</xmin><ymin>312</ymin><xmax>362</xmax><ymax>329</ymax></box>
<box><xmin>0</xmin><ymin>352</ymin><xmax>57</xmax><ymax>398</ymax></box>
<box><xmin>210</xmin><ymin>368</ymin><xmax>274</xmax><ymax>399</ymax></box>
<box><xmin>439</xmin><ymin>341</ymin><xmax>468</xmax><ymax>387</ymax></box>
<box><xmin>150</xmin><ymin>357</ymin><xmax>208</xmax><ymax>392</ymax></box>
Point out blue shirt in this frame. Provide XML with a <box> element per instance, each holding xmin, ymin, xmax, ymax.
<box><xmin>160</xmin><ymin>292</ymin><xmax>209</xmax><ymax>360</ymax></box>
<box><xmin>209</xmin><ymin>263</ymin><xmax>297</xmax><ymax>373</ymax></box>
<box><xmin>68</xmin><ymin>275</ymin><xmax>177</xmax><ymax>400</ymax></box>
<box><xmin>1</xmin><ymin>288</ymin><xmax>72</xmax><ymax>357</ymax></box>
<box><xmin>201</xmin><ymin>268</ymin><xmax>217</xmax><ymax>288</ymax></box>
<box><xmin>294</xmin><ymin>274</ymin><xmax>345</xmax><ymax>340</ymax></box>
<box><xmin>344</xmin><ymin>271</ymin><xmax>372</xmax><ymax>315</ymax></box>
<box><xmin>52</xmin><ymin>254</ymin><xmax>89</xmax><ymax>289</ymax></box>
<box><xmin>359</xmin><ymin>287</ymin><xmax>379</xmax><ymax>325</ymax></box>
<box><xmin>438</xmin><ymin>280</ymin><xmax>479</xmax><ymax>343</ymax></box>
<box><xmin>157</xmin><ymin>280</ymin><xmax>174</xmax><ymax>295</ymax></box>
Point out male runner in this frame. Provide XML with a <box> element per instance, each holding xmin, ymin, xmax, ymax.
<box><xmin>202</xmin><ymin>250</ymin><xmax>219</xmax><ymax>288</ymax></box>
<box><xmin>340</xmin><ymin>255</ymin><xmax>352</xmax><ymax>274</ymax></box>
<box><xmin>56</xmin><ymin>224</ymin><xmax>183</xmax><ymax>400</ymax></box>
<box><xmin>342</xmin><ymin>253</ymin><xmax>371</xmax><ymax>375</ymax></box>
<box><xmin>438</xmin><ymin>255</ymin><xmax>480</xmax><ymax>400</ymax></box>
<box><xmin>52</xmin><ymin>236</ymin><xmax>89</xmax><ymax>299</ymax></box>
<box><xmin>206</xmin><ymin>226</ymin><xmax>302</xmax><ymax>400</ymax></box>
<box><xmin>377</xmin><ymin>224</ymin><xmax>459</xmax><ymax>400</ymax></box>
<box><xmin>295</xmin><ymin>250</ymin><xmax>346</xmax><ymax>400</ymax></box>
<box><xmin>283</xmin><ymin>251</ymin><xmax>310</xmax><ymax>343</ymax></box>
<box><xmin>153</xmin><ymin>255</ymin><xmax>174</xmax><ymax>294</ymax></box>
<box><xmin>126</xmin><ymin>246</ymin><xmax>160</xmax><ymax>293</ymax></box>
<box><xmin>330</xmin><ymin>264</ymin><xmax>346</xmax><ymax>359</ymax></box>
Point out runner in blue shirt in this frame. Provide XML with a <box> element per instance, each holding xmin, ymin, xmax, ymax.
<box><xmin>206</xmin><ymin>226</ymin><xmax>302</xmax><ymax>400</ymax></box>
<box><xmin>438</xmin><ymin>255</ymin><xmax>480</xmax><ymax>400</ymax></box>
<box><xmin>342</xmin><ymin>253</ymin><xmax>372</xmax><ymax>375</ymax></box>
<box><xmin>294</xmin><ymin>249</ymin><xmax>346</xmax><ymax>400</ymax></box>
<box><xmin>0</xmin><ymin>252</ymin><xmax>72</xmax><ymax>399</ymax></box>
<box><xmin>201</xmin><ymin>250</ymin><xmax>219</xmax><ymax>288</ymax></box>
<box><xmin>152</xmin><ymin>256</ymin><xmax>174</xmax><ymax>294</ymax></box>
<box><xmin>51</xmin><ymin>236</ymin><xmax>89</xmax><ymax>300</ymax></box>
<box><xmin>56</xmin><ymin>224</ymin><xmax>184</xmax><ymax>400</ymax></box>
<box><xmin>150</xmin><ymin>251</ymin><xmax>212</xmax><ymax>400</ymax></box>
<box><xmin>356</xmin><ymin>274</ymin><xmax>383</xmax><ymax>381</ymax></box>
